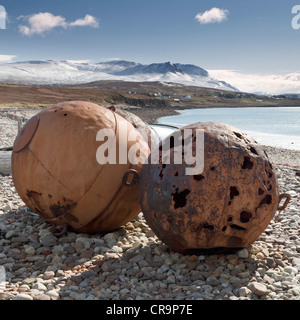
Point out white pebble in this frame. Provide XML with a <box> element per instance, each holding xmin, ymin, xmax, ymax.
<box><xmin>248</xmin><ymin>282</ymin><xmax>268</xmax><ymax>296</ymax></box>
<box><xmin>284</xmin><ymin>266</ymin><xmax>298</xmax><ymax>274</ymax></box>
<box><xmin>12</xmin><ymin>294</ymin><xmax>33</xmax><ymax>300</ymax></box>
<box><xmin>24</xmin><ymin>246</ymin><xmax>35</xmax><ymax>255</ymax></box>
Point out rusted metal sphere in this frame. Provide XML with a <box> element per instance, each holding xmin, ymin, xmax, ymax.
<box><xmin>12</xmin><ymin>101</ymin><xmax>150</xmax><ymax>233</ymax></box>
<box><xmin>139</xmin><ymin>122</ymin><xmax>290</xmax><ymax>254</ymax></box>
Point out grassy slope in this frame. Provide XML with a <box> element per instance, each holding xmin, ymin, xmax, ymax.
<box><xmin>0</xmin><ymin>81</ymin><xmax>299</xmax><ymax>109</ymax></box>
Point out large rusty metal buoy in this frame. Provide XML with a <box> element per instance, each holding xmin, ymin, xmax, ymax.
<box><xmin>139</xmin><ymin>122</ymin><xmax>290</xmax><ymax>254</ymax></box>
<box><xmin>11</xmin><ymin>101</ymin><xmax>150</xmax><ymax>233</ymax></box>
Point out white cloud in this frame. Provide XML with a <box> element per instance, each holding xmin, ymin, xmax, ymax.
<box><xmin>19</xmin><ymin>12</ymin><xmax>99</xmax><ymax>36</ymax></box>
<box><xmin>69</xmin><ymin>15</ymin><xmax>99</xmax><ymax>28</ymax></box>
<box><xmin>19</xmin><ymin>12</ymin><xmax>67</xmax><ymax>36</ymax></box>
<box><xmin>195</xmin><ymin>7</ymin><xmax>229</xmax><ymax>24</ymax></box>
<box><xmin>208</xmin><ymin>69</ymin><xmax>300</xmax><ymax>95</ymax></box>
<box><xmin>0</xmin><ymin>55</ymin><xmax>17</xmax><ymax>63</ymax></box>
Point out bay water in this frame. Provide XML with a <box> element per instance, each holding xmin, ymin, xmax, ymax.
<box><xmin>158</xmin><ymin>107</ymin><xmax>300</xmax><ymax>150</ymax></box>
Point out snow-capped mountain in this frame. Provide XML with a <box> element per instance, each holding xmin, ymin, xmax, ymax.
<box><xmin>114</xmin><ymin>62</ymin><xmax>183</xmax><ymax>76</ymax></box>
<box><xmin>0</xmin><ymin>60</ymin><xmax>237</xmax><ymax>91</ymax></box>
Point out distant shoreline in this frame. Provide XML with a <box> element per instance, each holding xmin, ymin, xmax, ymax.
<box><xmin>129</xmin><ymin>103</ymin><xmax>300</xmax><ymax>124</ymax></box>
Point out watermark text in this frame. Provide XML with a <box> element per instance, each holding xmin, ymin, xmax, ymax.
<box><xmin>96</xmin><ymin>125</ymin><xmax>204</xmax><ymax>176</ymax></box>
<box><xmin>0</xmin><ymin>266</ymin><xmax>6</xmax><ymax>291</ymax></box>
<box><xmin>0</xmin><ymin>5</ymin><xmax>6</xmax><ymax>29</ymax></box>
<box><xmin>292</xmin><ymin>5</ymin><xmax>300</xmax><ymax>30</ymax></box>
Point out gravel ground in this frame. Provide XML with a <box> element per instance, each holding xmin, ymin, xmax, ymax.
<box><xmin>0</xmin><ymin>106</ymin><xmax>300</xmax><ymax>300</ymax></box>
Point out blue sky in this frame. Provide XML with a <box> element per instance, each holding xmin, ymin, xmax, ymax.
<box><xmin>0</xmin><ymin>0</ymin><xmax>300</xmax><ymax>74</ymax></box>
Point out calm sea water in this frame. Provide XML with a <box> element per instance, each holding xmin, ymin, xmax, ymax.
<box><xmin>157</xmin><ymin>107</ymin><xmax>300</xmax><ymax>150</ymax></box>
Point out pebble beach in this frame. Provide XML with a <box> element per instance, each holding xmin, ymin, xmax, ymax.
<box><xmin>0</xmin><ymin>106</ymin><xmax>300</xmax><ymax>301</ymax></box>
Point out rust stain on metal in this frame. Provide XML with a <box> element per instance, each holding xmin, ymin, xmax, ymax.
<box><xmin>49</xmin><ymin>200</ymin><xmax>77</xmax><ymax>218</ymax></box>
<box><xmin>26</xmin><ymin>190</ymin><xmax>42</xmax><ymax>199</ymax></box>
<box><xmin>25</xmin><ymin>190</ymin><xmax>47</xmax><ymax>218</ymax></box>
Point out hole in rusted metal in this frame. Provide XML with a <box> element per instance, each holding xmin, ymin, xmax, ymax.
<box><xmin>159</xmin><ymin>170</ymin><xmax>163</xmax><ymax>180</ymax></box>
<box><xmin>234</xmin><ymin>132</ymin><xmax>243</xmax><ymax>139</ymax></box>
<box><xmin>222</xmin><ymin>226</ymin><xmax>227</xmax><ymax>232</ymax></box>
<box><xmin>268</xmin><ymin>161</ymin><xmax>273</xmax><ymax>169</ymax></box>
<box><xmin>241</xmin><ymin>156</ymin><xmax>253</xmax><ymax>170</ymax></box>
<box><xmin>193</xmin><ymin>174</ymin><xmax>204</xmax><ymax>181</ymax></box>
<box><xmin>210</xmin><ymin>167</ymin><xmax>215</xmax><ymax>171</ymax></box>
<box><xmin>64</xmin><ymin>114</ymin><xmax>68</xmax><ymax>117</ymax></box>
<box><xmin>268</xmin><ymin>184</ymin><xmax>272</xmax><ymax>191</ymax></box>
<box><xmin>203</xmin><ymin>223</ymin><xmax>214</xmax><ymax>231</ymax></box>
<box><xmin>240</xmin><ymin>211</ymin><xmax>252</xmax><ymax>223</ymax></box>
<box><xmin>171</xmin><ymin>188</ymin><xmax>191</xmax><ymax>209</ymax></box>
<box><xmin>268</xmin><ymin>171</ymin><xmax>273</xmax><ymax>178</ymax></box>
<box><xmin>230</xmin><ymin>186</ymin><xmax>239</xmax><ymax>200</ymax></box>
<box><xmin>174</xmin><ymin>171</ymin><xmax>178</xmax><ymax>176</ymax></box>
<box><xmin>230</xmin><ymin>224</ymin><xmax>246</xmax><ymax>231</ymax></box>
<box><xmin>259</xmin><ymin>194</ymin><xmax>272</xmax><ymax>207</ymax></box>
<box><xmin>258</xmin><ymin>188</ymin><xmax>264</xmax><ymax>196</ymax></box>
<box><xmin>228</xmin><ymin>216</ymin><xmax>233</xmax><ymax>222</ymax></box>
<box><xmin>264</xmin><ymin>150</ymin><xmax>269</xmax><ymax>158</ymax></box>
<box><xmin>170</xmin><ymin>136</ymin><xmax>174</xmax><ymax>149</ymax></box>
<box><xmin>250</xmin><ymin>147</ymin><xmax>258</xmax><ymax>155</ymax></box>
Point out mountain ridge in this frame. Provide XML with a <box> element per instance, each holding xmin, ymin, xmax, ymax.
<box><xmin>0</xmin><ymin>59</ymin><xmax>237</xmax><ymax>91</ymax></box>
